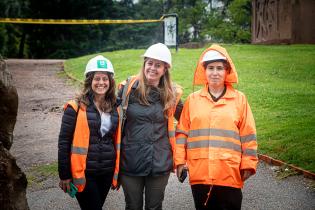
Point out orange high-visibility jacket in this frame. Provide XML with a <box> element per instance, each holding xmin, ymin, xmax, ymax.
<box><xmin>64</xmin><ymin>100</ymin><xmax>90</xmax><ymax>192</ymax></box>
<box><xmin>112</xmin><ymin>76</ymin><xmax>182</xmax><ymax>187</ymax></box>
<box><xmin>175</xmin><ymin>44</ymin><xmax>258</xmax><ymax>189</ymax></box>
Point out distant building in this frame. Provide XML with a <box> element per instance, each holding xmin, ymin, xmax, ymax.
<box><xmin>251</xmin><ymin>0</ymin><xmax>315</xmax><ymax>44</ymax></box>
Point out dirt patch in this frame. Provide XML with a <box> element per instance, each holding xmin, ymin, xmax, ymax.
<box><xmin>7</xmin><ymin>59</ymin><xmax>79</xmax><ymax>171</ymax></box>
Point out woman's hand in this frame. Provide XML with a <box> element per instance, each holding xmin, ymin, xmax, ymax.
<box><xmin>59</xmin><ymin>179</ymin><xmax>71</xmax><ymax>193</ymax></box>
<box><xmin>176</xmin><ymin>164</ymin><xmax>187</xmax><ymax>180</ymax></box>
<box><xmin>176</xmin><ymin>164</ymin><xmax>188</xmax><ymax>181</ymax></box>
<box><xmin>241</xmin><ymin>169</ymin><xmax>254</xmax><ymax>181</ymax></box>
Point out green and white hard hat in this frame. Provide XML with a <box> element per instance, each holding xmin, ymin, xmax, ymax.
<box><xmin>84</xmin><ymin>55</ymin><xmax>114</xmax><ymax>76</ymax></box>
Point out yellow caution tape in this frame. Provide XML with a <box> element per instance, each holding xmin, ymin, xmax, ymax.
<box><xmin>0</xmin><ymin>16</ymin><xmax>164</xmax><ymax>24</ymax></box>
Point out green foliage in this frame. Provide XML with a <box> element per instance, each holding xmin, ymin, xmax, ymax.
<box><xmin>105</xmin><ymin>0</ymin><xmax>164</xmax><ymax>51</ymax></box>
<box><xmin>0</xmin><ymin>0</ymin><xmax>29</xmax><ymax>57</ymax></box>
<box><xmin>166</xmin><ymin>0</ymin><xmax>208</xmax><ymax>42</ymax></box>
<box><xmin>64</xmin><ymin>45</ymin><xmax>315</xmax><ymax>173</ymax></box>
<box><xmin>164</xmin><ymin>0</ymin><xmax>252</xmax><ymax>44</ymax></box>
<box><xmin>200</xmin><ymin>0</ymin><xmax>251</xmax><ymax>43</ymax></box>
<box><xmin>0</xmin><ymin>24</ymin><xmax>8</xmax><ymax>56</ymax></box>
<box><xmin>0</xmin><ymin>0</ymin><xmax>254</xmax><ymax>58</ymax></box>
<box><xmin>228</xmin><ymin>0</ymin><xmax>251</xmax><ymax>28</ymax></box>
<box><xmin>226</xmin><ymin>0</ymin><xmax>251</xmax><ymax>42</ymax></box>
<box><xmin>25</xmin><ymin>0</ymin><xmax>115</xmax><ymax>58</ymax></box>
<box><xmin>107</xmin><ymin>24</ymin><xmax>163</xmax><ymax>51</ymax></box>
<box><xmin>5</xmin><ymin>25</ymin><xmax>21</xmax><ymax>57</ymax></box>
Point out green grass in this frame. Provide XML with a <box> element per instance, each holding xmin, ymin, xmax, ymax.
<box><xmin>64</xmin><ymin>44</ymin><xmax>315</xmax><ymax>173</ymax></box>
<box><xmin>26</xmin><ymin>162</ymin><xmax>58</xmax><ymax>186</ymax></box>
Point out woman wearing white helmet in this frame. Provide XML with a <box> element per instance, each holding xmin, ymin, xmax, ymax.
<box><xmin>58</xmin><ymin>55</ymin><xmax>118</xmax><ymax>210</ymax></box>
<box><xmin>113</xmin><ymin>43</ymin><xmax>183</xmax><ymax>210</ymax></box>
<box><xmin>175</xmin><ymin>44</ymin><xmax>257</xmax><ymax>210</ymax></box>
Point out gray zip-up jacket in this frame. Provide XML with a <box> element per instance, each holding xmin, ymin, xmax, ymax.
<box><xmin>118</xmin><ymin>81</ymin><xmax>182</xmax><ymax>176</ymax></box>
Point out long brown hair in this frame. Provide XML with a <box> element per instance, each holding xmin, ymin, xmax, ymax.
<box><xmin>136</xmin><ymin>58</ymin><xmax>176</xmax><ymax>116</ymax></box>
<box><xmin>76</xmin><ymin>72</ymin><xmax>116</xmax><ymax>112</ymax></box>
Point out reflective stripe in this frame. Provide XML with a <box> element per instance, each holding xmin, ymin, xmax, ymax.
<box><xmin>176</xmin><ymin>137</ymin><xmax>187</xmax><ymax>145</ymax></box>
<box><xmin>189</xmin><ymin>128</ymin><xmax>240</xmax><ymax>140</ymax></box>
<box><xmin>176</xmin><ymin>128</ymin><xmax>188</xmax><ymax>136</ymax></box>
<box><xmin>71</xmin><ymin>146</ymin><xmax>88</xmax><ymax>155</ymax></box>
<box><xmin>116</xmin><ymin>143</ymin><xmax>121</xmax><ymax>150</ymax></box>
<box><xmin>243</xmin><ymin>149</ymin><xmax>257</xmax><ymax>157</ymax></box>
<box><xmin>240</xmin><ymin>134</ymin><xmax>257</xmax><ymax>143</ymax></box>
<box><xmin>113</xmin><ymin>173</ymin><xmax>119</xmax><ymax>180</ymax></box>
<box><xmin>169</xmin><ymin>130</ymin><xmax>175</xmax><ymax>138</ymax></box>
<box><xmin>73</xmin><ymin>177</ymin><xmax>85</xmax><ymax>185</ymax></box>
<box><xmin>187</xmin><ymin>140</ymin><xmax>241</xmax><ymax>152</ymax></box>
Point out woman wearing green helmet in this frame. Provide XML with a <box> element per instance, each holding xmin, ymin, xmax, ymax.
<box><xmin>58</xmin><ymin>55</ymin><xmax>118</xmax><ymax>210</ymax></box>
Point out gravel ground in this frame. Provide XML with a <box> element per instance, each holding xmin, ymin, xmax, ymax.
<box><xmin>7</xmin><ymin>59</ymin><xmax>315</xmax><ymax>210</ymax></box>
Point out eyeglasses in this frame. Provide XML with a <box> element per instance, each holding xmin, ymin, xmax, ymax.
<box><xmin>206</xmin><ymin>66</ymin><xmax>225</xmax><ymax>72</ymax></box>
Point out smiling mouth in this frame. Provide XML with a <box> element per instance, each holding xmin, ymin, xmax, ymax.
<box><xmin>96</xmin><ymin>86</ymin><xmax>107</xmax><ymax>90</ymax></box>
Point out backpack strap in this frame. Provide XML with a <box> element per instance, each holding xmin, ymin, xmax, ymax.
<box><xmin>119</xmin><ymin>77</ymin><xmax>132</xmax><ymax>130</ymax></box>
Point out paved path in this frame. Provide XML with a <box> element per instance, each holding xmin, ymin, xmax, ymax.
<box><xmin>25</xmin><ymin>162</ymin><xmax>315</xmax><ymax>210</ymax></box>
<box><xmin>8</xmin><ymin>59</ymin><xmax>315</xmax><ymax>210</ymax></box>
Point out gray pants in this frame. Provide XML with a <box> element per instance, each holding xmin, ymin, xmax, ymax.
<box><xmin>120</xmin><ymin>174</ymin><xmax>170</xmax><ymax>210</ymax></box>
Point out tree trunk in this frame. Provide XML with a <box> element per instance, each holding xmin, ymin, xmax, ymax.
<box><xmin>0</xmin><ymin>58</ymin><xmax>29</xmax><ymax>210</ymax></box>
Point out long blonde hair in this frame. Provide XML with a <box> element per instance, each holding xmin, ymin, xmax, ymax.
<box><xmin>136</xmin><ymin>58</ymin><xmax>176</xmax><ymax>116</ymax></box>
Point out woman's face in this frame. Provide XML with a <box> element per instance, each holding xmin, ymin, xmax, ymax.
<box><xmin>144</xmin><ymin>58</ymin><xmax>166</xmax><ymax>86</ymax></box>
<box><xmin>91</xmin><ymin>72</ymin><xmax>110</xmax><ymax>96</ymax></box>
<box><xmin>205</xmin><ymin>61</ymin><xmax>227</xmax><ymax>87</ymax></box>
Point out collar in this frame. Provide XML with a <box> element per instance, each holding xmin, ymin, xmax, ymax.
<box><xmin>200</xmin><ymin>84</ymin><xmax>236</xmax><ymax>99</ymax></box>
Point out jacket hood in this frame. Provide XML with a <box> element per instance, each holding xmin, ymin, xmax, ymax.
<box><xmin>193</xmin><ymin>44</ymin><xmax>238</xmax><ymax>85</ymax></box>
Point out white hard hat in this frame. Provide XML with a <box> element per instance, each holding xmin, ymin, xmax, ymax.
<box><xmin>143</xmin><ymin>43</ymin><xmax>172</xmax><ymax>67</ymax></box>
<box><xmin>201</xmin><ymin>50</ymin><xmax>226</xmax><ymax>63</ymax></box>
<box><xmin>84</xmin><ymin>55</ymin><xmax>114</xmax><ymax>76</ymax></box>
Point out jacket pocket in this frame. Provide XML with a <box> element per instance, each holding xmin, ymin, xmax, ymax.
<box><xmin>186</xmin><ymin>151</ymin><xmax>209</xmax><ymax>183</ymax></box>
<box><xmin>121</xmin><ymin>143</ymin><xmax>150</xmax><ymax>174</ymax></box>
<box><xmin>218</xmin><ymin>151</ymin><xmax>242</xmax><ymax>185</ymax></box>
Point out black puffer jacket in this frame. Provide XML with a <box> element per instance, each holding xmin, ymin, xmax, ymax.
<box><xmin>58</xmin><ymin>97</ymin><xmax>118</xmax><ymax>180</ymax></box>
<box><xmin>119</xmin><ymin>81</ymin><xmax>183</xmax><ymax>176</ymax></box>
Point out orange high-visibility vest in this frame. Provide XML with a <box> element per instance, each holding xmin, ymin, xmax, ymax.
<box><xmin>112</xmin><ymin>76</ymin><xmax>182</xmax><ymax>187</ymax></box>
<box><xmin>64</xmin><ymin>100</ymin><xmax>90</xmax><ymax>192</ymax></box>
<box><xmin>175</xmin><ymin>44</ymin><xmax>258</xmax><ymax>189</ymax></box>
